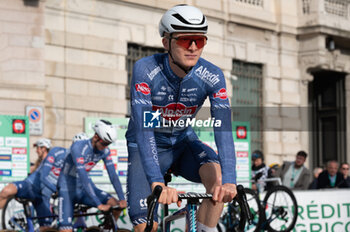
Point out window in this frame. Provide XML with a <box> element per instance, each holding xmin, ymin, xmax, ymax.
<box><xmin>126</xmin><ymin>43</ymin><xmax>165</xmax><ymax>115</ymax></box>
<box><xmin>309</xmin><ymin>71</ymin><xmax>346</xmax><ymax>167</ymax></box>
<box><xmin>231</xmin><ymin>60</ymin><xmax>263</xmax><ymax>152</ymax></box>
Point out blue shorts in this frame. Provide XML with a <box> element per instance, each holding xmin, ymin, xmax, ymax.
<box><xmin>14</xmin><ymin>181</ymin><xmax>53</xmax><ymax>226</ymax></box>
<box><xmin>126</xmin><ymin>137</ymin><xmax>219</xmax><ymax>225</ymax></box>
<box><xmin>58</xmin><ymin>184</ymin><xmax>112</xmax><ymax>230</ymax></box>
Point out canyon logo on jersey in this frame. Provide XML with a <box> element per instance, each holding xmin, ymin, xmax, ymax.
<box><xmin>135</xmin><ymin>83</ymin><xmax>151</xmax><ymax>95</ymax></box>
<box><xmin>152</xmin><ymin>103</ymin><xmax>198</xmax><ymax>121</ymax></box>
<box><xmin>213</xmin><ymin>88</ymin><xmax>227</xmax><ymax>100</ymax></box>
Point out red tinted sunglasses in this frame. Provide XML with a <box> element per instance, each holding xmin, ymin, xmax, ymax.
<box><xmin>99</xmin><ymin>138</ymin><xmax>111</xmax><ymax>147</ymax></box>
<box><xmin>170</xmin><ymin>35</ymin><xmax>208</xmax><ymax>49</ymax></box>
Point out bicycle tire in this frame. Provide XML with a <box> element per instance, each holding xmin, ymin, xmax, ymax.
<box><xmin>216</xmin><ymin>223</ymin><xmax>223</xmax><ymax>232</ymax></box>
<box><xmin>263</xmin><ymin>185</ymin><xmax>298</xmax><ymax>232</ymax></box>
<box><xmin>1</xmin><ymin>196</ymin><xmax>32</xmax><ymax>231</ymax></box>
<box><xmin>116</xmin><ymin>229</ymin><xmax>132</xmax><ymax>232</ymax></box>
<box><xmin>86</xmin><ymin>226</ymin><xmax>101</xmax><ymax>232</ymax></box>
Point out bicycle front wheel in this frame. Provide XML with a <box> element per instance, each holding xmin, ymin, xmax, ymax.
<box><xmin>1</xmin><ymin>197</ymin><xmax>39</xmax><ymax>231</ymax></box>
<box><xmin>263</xmin><ymin>185</ymin><xmax>298</xmax><ymax>232</ymax></box>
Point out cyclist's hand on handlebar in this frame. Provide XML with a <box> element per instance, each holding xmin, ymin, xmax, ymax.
<box><xmin>98</xmin><ymin>204</ymin><xmax>111</xmax><ymax>212</ymax></box>
<box><xmin>151</xmin><ymin>182</ymin><xmax>180</xmax><ymax>207</ymax></box>
<box><xmin>212</xmin><ymin>183</ymin><xmax>237</xmax><ymax>203</ymax></box>
<box><xmin>118</xmin><ymin>199</ymin><xmax>127</xmax><ymax>208</ymax></box>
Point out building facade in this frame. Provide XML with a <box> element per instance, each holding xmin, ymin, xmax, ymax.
<box><xmin>0</xmin><ymin>0</ymin><xmax>349</xmax><ymax>168</ymax></box>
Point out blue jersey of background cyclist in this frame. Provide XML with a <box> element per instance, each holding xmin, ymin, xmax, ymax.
<box><xmin>59</xmin><ymin>139</ymin><xmax>125</xmax><ymax>206</ymax></box>
<box><xmin>126</xmin><ymin>53</ymin><xmax>236</xmax><ymax>185</ymax></box>
<box><xmin>23</xmin><ymin>147</ymin><xmax>66</xmax><ymax>196</ymax></box>
<box><xmin>38</xmin><ymin>147</ymin><xmax>67</xmax><ymax>196</ymax></box>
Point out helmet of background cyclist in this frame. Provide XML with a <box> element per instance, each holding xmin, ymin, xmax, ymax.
<box><xmin>159</xmin><ymin>4</ymin><xmax>208</xmax><ymax>37</ymax></box>
<box><xmin>72</xmin><ymin>132</ymin><xmax>89</xmax><ymax>142</ymax></box>
<box><xmin>33</xmin><ymin>138</ymin><xmax>52</xmax><ymax>149</ymax></box>
<box><xmin>93</xmin><ymin>120</ymin><xmax>117</xmax><ymax>143</ymax></box>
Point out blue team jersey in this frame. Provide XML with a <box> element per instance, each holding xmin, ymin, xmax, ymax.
<box><xmin>58</xmin><ymin>139</ymin><xmax>125</xmax><ymax>206</ymax></box>
<box><xmin>126</xmin><ymin>53</ymin><xmax>236</xmax><ymax>185</ymax></box>
<box><xmin>39</xmin><ymin>147</ymin><xmax>67</xmax><ymax>193</ymax></box>
<box><xmin>24</xmin><ymin>147</ymin><xmax>65</xmax><ymax>193</ymax></box>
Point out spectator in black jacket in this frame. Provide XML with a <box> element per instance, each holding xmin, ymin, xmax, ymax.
<box><xmin>308</xmin><ymin>167</ymin><xmax>323</xmax><ymax>189</ymax></box>
<box><xmin>340</xmin><ymin>162</ymin><xmax>350</xmax><ymax>188</ymax></box>
<box><xmin>316</xmin><ymin>160</ymin><xmax>348</xmax><ymax>189</ymax></box>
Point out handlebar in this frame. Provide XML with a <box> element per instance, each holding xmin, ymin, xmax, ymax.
<box><xmin>145</xmin><ymin>184</ymin><xmax>253</xmax><ymax>232</ymax></box>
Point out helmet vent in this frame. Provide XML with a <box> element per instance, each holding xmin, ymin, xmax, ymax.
<box><xmin>170</xmin><ymin>25</ymin><xmax>208</xmax><ymax>31</ymax></box>
<box><xmin>101</xmin><ymin>119</ymin><xmax>112</xmax><ymax>125</ymax></box>
<box><xmin>172</xmin><ymin>13</ymin><xmax>204</xmax><ymax>25</ymax></box>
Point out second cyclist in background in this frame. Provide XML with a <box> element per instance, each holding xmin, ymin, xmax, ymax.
<box><xmin>57</xmin><ymin>120</ymin><xmax>127</xmax><ymax>232</ymax></box>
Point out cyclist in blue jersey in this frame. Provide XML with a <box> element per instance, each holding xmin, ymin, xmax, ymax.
<box><xmin>58</xmin><ymin>120</ymin><xmax>127</xmax><ymax>232</ymax></box>
<box><xmin>0</xmin><ymin>138</ymin><xmax>55</xmax><ymax>229</ymax></box>
<box><xmin>126</xmin><ymin>4</ymin><xmax>237</xmax><ymax>232</ymax></box>
<box><xmin>0</xmin><ymin>135</ymin><xmax>90</xmax><ymax>230</ymax></box>
<box><xmin>30</xmin><ymin>138</ymin><xmax>52</xmax><ymax>173</ymax></box>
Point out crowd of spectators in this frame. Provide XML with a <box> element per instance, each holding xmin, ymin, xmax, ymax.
<box><xmin>251</xmin><ymin>150</ymin><xmax>350</xmax><ymax>191</ymax></box>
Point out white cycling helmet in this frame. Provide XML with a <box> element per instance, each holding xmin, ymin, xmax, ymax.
<box><xmin>72</xmin><ymin>132</ymin><xmax>89</xmax><ymax>142</ymax></box>
<box><xmin>93</xmin><ymin>120</ymin><xmax>117</xmax><ymax>143</ymax></box>
<box><xmin>33</xmin><ymin>138</ymin><xmax>51</xmax><ymax>149</ymax></box>
<box><xmin>159</xmin><ymin>4</ymin><xmax>208</xmax><ymax>37</ymax></box>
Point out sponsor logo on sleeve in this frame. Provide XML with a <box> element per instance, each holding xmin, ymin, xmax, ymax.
<box><xmin>76</xmin><ymin>157</ymin><xmax>84</xmax><ymax>164</ymax></box>
<box><xmin>84</xmin><ymin>161</ymin><xmax>96</xmax><ymax>171</ymax></box>
<box><xmin>135</xmin><ymin>83</ymin><xmax>151</xmax><ymax>95</ymax></box>
<box><xmin>48</xmin><ymin>156</ymin><xmax>55</xmax><ymax>163</ymax></box>
<box><xmin>213</xmin><ymin>88</ymin><xmax>227</xmax><ymax>100</ymax></box>
<box><xmin>51</xmin><ymin>167</ymin><xmax>61</xmax><ymax>176</ymax></box>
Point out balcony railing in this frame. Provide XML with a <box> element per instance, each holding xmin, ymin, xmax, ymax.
<box><xmin>302</xmin><ymin>0</ymin><xmax>349</xmax><ymax>18</ymax></box>
<box><xmin>234</xmin><ymin>0</ymin><xmax>264</xmax><ymax>8</ymax></box>
<box><xmin>300</xmin><ymin>0</ymin><xmax>350</xmax><ymax>31</ymax></box>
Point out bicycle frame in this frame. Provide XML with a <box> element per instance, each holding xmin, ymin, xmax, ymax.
<box><xmin>163</xmin><ymin>194</ymin><xmax>204</xmax><ymax>232</ymax></box>
<box><xmin>5</xmin><ymin>198</ymin><xmax>123</xmax><ymax>232</ymax></box>
<box><xmin>145</xmin><ymin>185</ymin><xmax>251</xmax><ymax>232</ymax></box>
